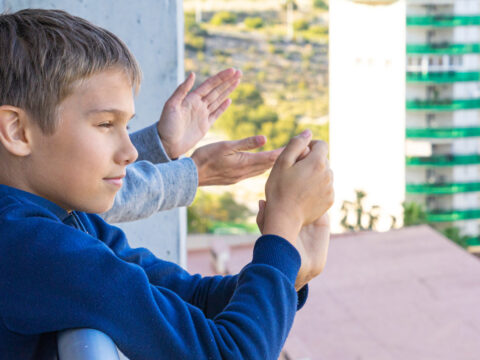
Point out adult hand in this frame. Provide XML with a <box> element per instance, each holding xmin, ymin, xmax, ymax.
<box><xmin>157</xmin><ymin>68</ymin><xmax>242</xmax><ymax>159</ymax></box>
<box><xmin>190</xmin><ymin>135</ymin><xmax>282</xmax><ymax>186</ymax></box>
<box><xmin>257</xmin><ymin>200</ymin><xmax>330</xmax><ymax>291</ymax></box>
<box><xmin>262</xmin><ymin>131</ymin><xmax>334</xmax><ymax>243</ymax></box>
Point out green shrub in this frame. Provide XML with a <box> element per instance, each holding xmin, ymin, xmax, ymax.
<box><xmin>244</xmin><ymin>17</ymin><xmax>264</xmax><ymax>29</ymax></box>
<box><xmin>185</xmin><ymin>35</ymin><xmax>205</xmax><ymax>51</ymax></box>
<box><xmin>313</xmin><ymin>0</ymin><xmax>328</xmax><ymax>10</ymax></box>
<box><xmin>403</xmin><ymin>202</ymin><xmax>427</xmax><ymax>226</ymax></box>
<box><xmin>187</xmin><ymin>191</ymin><xmax>253</xmax><ymax>233</ymax></box>
<box><xmin>309</xmin><ymin>24</ymin><xmax>328</xmax><ymax>35</ymax></box>
<box><xmin>293</xmin><ymin>19</ymin><xmax>310</xmax><ymax>31</ymax></box>
<box><xmin>210</xmin><ymin>11</ymin><xmax>237</xmax><ymax>26</ymax></box>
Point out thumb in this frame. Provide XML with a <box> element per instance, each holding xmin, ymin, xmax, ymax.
<box><xmin>276</xmin><ymin>130</ymin><xmax>312</xmax><ymax>167</ymax></box>
<box><xmin>229</xmin><ymin>135</ymin><xmax>266</xmax><ymax>152</ymax></box>
<box><xmin>256</xmin><ymin>199</ymin><xmax>266</xmax><ymax>232</ymax></box>
<box><xmin>169</xmin><ymin>72</ymin><xmax>195</xmax><ymax>104</ymax></box>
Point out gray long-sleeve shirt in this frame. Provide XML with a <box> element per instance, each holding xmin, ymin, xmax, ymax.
<box><xmin>101</xmin><ymin>124</ymin><xmax>198</xmax><ymax>223</ymax></box>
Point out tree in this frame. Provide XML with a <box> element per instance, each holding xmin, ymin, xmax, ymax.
<box><xmin>340</xmin><ymin>190</ymin><xmax>384</xmax><ymax>231</ymax></box>
<box><xmin>402</xmin><ymin>201</ymin><xmax>427</xmax><ymax>226</ymax></box>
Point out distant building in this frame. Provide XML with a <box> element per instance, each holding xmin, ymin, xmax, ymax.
<box><xmin>330</xmin><ymin>0</ymin><xmax>480</xmax><ymax>249</ymax></box>
<box><xmin>329</xmin><ymin>0</ymin><xmax>406</xmax><ymax>233</ymax></box>
<box><xmin>405</xmin><ymin>0</ymin><xmax>480</xmax><ymax>247</ymax></box>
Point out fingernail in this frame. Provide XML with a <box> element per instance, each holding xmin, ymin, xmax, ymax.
<box><xmin>300</xmin><ymin>129</ymin><xmax>311</xmax><ymax>138</ymax></box>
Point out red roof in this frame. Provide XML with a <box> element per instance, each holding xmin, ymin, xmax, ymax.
<box><xmin>187</xmin><ymin>226</ymin><xmax>480</xmax><ymax>359</ymax></box>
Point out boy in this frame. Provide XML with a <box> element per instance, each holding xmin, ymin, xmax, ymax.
<box><xmin>0</xmin><ymin>9</ymin><xmax>334</xmax><ymax>360</ymax></box>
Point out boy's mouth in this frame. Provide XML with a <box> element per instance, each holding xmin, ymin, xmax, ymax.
<box><xmin>103</xmin><ymin>174</ymin><xmax>125</xmax><ymax>188</ymax></box>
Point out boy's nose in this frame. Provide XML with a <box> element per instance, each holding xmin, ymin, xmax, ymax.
<box><xmin>116</xmin><ymin>135</ymin><xmax>138</xmax><ymax>165</ymax></box>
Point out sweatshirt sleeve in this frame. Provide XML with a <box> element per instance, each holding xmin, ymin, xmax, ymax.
<box><xmin>91</xmin><ymin>214</ymin><xmax>308</xmax><ymax>315</ymax></box>
<box><xmin>100</xmin><ymin>158</ymin><xmax>198</xmax><ymax>223</ymax></box>
<box><xmin>101</xmin><ymin>123</ymin><xmax>198</xmax><ymax>223</ymax></box>
<box><xmin>129</xmin><ymin>123</ymin><xmax>171</xmax><ymax>164</ymax></box>
<box><xmin>0</xmin><ymin>206</ymin><xmax>301</xmax><ymax>360</ymax></box>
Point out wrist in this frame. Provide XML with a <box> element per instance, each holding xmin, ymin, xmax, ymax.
<box><xmin>262</xmin><ymin>206</ymin><xmax>302</xmax><ymax>245</ymax></box>
<box><xmin>156</xmin><ymin>122</ymin><xmax>176</xmax><ymax>159</ymax></box>
<box><xmin>191</xmin><ymin>150</ymin><xmax>206</xmax><ymax>186</ymax></box>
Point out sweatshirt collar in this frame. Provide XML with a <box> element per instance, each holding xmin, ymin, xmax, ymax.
<box><xmin>0</xmin><ymin>184</ymin><xmax>71</xmax><ymax>221</ymax></box>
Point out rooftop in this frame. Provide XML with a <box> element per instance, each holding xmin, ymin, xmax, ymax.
<box><xmin>187</xmin><ymin>225</ymin><xmax>480</xmax><ymax>359</ymax></box>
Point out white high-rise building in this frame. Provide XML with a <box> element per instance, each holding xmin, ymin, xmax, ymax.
<box><xmin>405</xmin><ymin>0</ymin><xmax>480</xmax><ymax>246</ymax></box>
<box><xmin>330</xmin><ymin>0</ymin><xmax>480</xmax><ymax>249</ymax></box>
<box><xmin>330</xmin><ymin>0</ymin><xmax>406</xmax><ymax>233</ymax></box>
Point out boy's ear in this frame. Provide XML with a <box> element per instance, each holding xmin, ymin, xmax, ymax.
<box><xmin>0</xmin><ymin>105</ymin><xmax>33</xmax><ymax>156</ymax></box>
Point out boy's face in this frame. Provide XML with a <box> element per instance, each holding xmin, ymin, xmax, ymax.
<box><xmin>24</xmin><ymin>68</ymin><xmax>138</xmax><ymax>213</ymax></box>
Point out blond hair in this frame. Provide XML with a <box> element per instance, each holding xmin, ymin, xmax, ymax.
<box><xmin>0</xmin><ymin>9</ymin><xmax>142</xmax><ymax>134</ymax></box>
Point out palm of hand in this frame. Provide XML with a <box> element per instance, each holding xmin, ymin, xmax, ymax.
<box><xmin>159</xmin><ymin>93</ymin><xmax>210</xmax><ymax>158</ymax></box>
<box><xmin>157</xmin><ymin>69</ymin><xmax>241</xmax><ymax>159</ymax></box>
<box><xmin>294</xmin><ymin>214</ymin><xmax>330</xmax><ymax>291</ymax></box>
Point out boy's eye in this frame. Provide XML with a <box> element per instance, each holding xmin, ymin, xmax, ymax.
<box><xmin>99</xmin><ymin>122</ymin><xmax>113</xmax><ymax>128</ymax></box>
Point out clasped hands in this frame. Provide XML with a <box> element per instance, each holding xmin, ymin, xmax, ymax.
<box><xmin>157</xmin><ymin>69</ymin><xmax>334</xmax><ymax>288</ymax></box>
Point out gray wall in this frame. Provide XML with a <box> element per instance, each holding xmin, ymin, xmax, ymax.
<box><xmin>3</xmin><ymin>0</ymin><xmax>186</xmax><ymax>266</ymax></box>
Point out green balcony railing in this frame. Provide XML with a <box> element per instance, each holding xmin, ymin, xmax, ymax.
<box><xmin>406</xmin><ymin>127</ymin><xmax>480</xmax><ymax>138</ymax></box>
<box><xmin>406</xmin><ymin>71</ymin><xmax>480</xmax><ymax>83</ymax></box>
<box><xmin>406</xmin><ymin>154</ymin><xmax>480</xmax><ymax>167</ymax></box>
<box><xmin>406</xmin><ymin>182</ymin><xmax>480</xmax><ymax>194</ymax></box>
<box><xmin>407</xmin><ymin>43</ymin><xmax>480</xmax><ymax>55</ymax></box>
<box><xmin>466</xmin><ymin>237</ymin><xmax>480</xmax><ymax>247</ymax></box>
<box><xmin>427</xmin><ymin>209</ymin><xmax>480</xmax><ymax>222</ymax></box>
<box><xmin>407</xmin><ymin>15</ymin><xmax>480</xmax><ymax>27</ymax></box>
<box><xmin>406</xmin><ymin>98</ymin><xmax>480</xmax><ymax>111</ymax></box>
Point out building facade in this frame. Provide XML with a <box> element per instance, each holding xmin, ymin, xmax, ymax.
<box><xmin>405</xmin><ymin>0</ymin><xmax>480</xmax><ymax>247</ymax></box>
<box><xmin>330</xmin><ymin>0</ymin><xmax>480</xmax><ymax>249</ymax></box>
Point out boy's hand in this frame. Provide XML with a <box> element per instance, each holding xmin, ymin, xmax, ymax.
<box><xmin>257</xmin><ymin>200</ymin><xmax>330</xmax><ymax>291</ymax></box>
<box><xmin>262</xmin><ymin>130</ymin><xmax>334</xmax><ymax>243</ymax></box>
<box><xmin>190</xmin><ymin>136</ymin><xmax>282</xmax><ymax>186</ymax></box>
<box><xmin>157</xmin><ymin>68</ymin><xmax>242</xmax><ymax>159</ymax></box>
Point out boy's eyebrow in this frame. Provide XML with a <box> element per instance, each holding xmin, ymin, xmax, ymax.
<box><xmin>86</xmin><ymin>108</ymin><xmax>136</xmax><ymax>120</ymax></box>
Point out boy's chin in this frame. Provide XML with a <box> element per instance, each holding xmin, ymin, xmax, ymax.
<box><xmin>76</xmin><ymin>198</ymin><xmax>115</xmax><ymax>215</ymax></box>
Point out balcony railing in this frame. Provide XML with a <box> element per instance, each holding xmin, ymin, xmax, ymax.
<box><xmin>57</xmin><ymin>329</ymin><xmax>120</xmax><ymax>360</ymax></box>
<box><xmin>407</xmin><ymin>15</ymin><xmax>480</xmax><ymax>27</ymax></box>
<box><xmin>406</xmin><ymin>43</ymin><xmax>480</xmax><ymax>55</ymax></box>
<box><xmin>406</xmin><ymin>98</ymin><xmax>480</xmax><ymax>111</ymax></box>
<box><xmin>427</xmin><ymin>209</ymin><xmax>480</xmax><ymax>222</ymax></box>
<box><xmin>406</xmin><ymin>71</ymin><xmax>480</xmax><ymax>83</ymax></box>
<box><xmin>406</xmin><ymin>182</ymin><xmax>480</xmax><ymax>194</ymax></box>
<box><xmin>406</xmin><ymin>154</ymin><xmax>480</xmax><ymax>166</ymax></box>
<box><xmin>406</xmin><ymin>127</ymin><xmax>480</xmax><ymax>138</ymax></box>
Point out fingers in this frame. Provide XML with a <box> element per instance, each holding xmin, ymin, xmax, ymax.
<box><xmin>208</xmin><ymin>98</ymin><xmax>232</xmax><ymax>124</ymax></box>
<box><xmin>204</xmin><ymin>77</ymin><xmax>241</xmax><ymax>110</ymax></box>
<box><xmin>169</xmin><ymin>72</ymin><xmax>196</xmax><ymax>105</ymax></box>
<box><xmin>275</xmin><ymin>130</ymin><xmax>312</xmax><ymax>168</ymax></box>
<box><xmin>302</xmin><ymin>140</ymin><xmax>329</xmax><ymax>168</ymax></box>
<box><xmin>228</xmin><ymin>135</ymin><xmax>267</xmax><ymax>152</ymax></box>
<box><xmin>194</xmin><ymin>68</ymin><xmax>241</xmax><ymax>98</ymax></box>
<box><xmin>256</xmin><ymin>199</ymin><xmax>266</xmax><ymax>232</ymax></box>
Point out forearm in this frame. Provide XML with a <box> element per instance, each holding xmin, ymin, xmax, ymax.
<box><xmin>129</xmin><ymin>123</ymin><xmax>171</xmax><ymax>164</ymax></box>
<box><xmin>101</xmin><ymin>159</ymin><xmax>198</xmax><ymax>223</ymax></box>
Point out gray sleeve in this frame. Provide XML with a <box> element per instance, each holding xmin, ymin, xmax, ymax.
<box><xmin>100</xmin><ymin>124</ymin><xmax>199</xmax><ymax>223</ymax></box>
<box><xmin>129</xmin><ymin>123</ymin><xmax>171</xmax><ymax>163</ymax></box>
<box><xmin>101</xmin><ymin>159</ymin><xmax>198</xmax><ymax>223</ymax></box>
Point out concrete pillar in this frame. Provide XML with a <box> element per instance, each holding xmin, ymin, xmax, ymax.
<box><xmin>3</xmin><ymin>0</ymin><xmax>186</xmax><ymax>267</ymax></box>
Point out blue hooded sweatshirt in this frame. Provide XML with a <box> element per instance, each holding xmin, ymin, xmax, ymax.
<box><xmin>0</xmin><ymin>184</ymin><xmax>307</xmax><ymax>359</ymax></box>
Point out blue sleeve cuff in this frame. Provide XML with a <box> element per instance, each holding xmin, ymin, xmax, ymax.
<box><xmin>251</xmin><ymin>235</ymin><xmax>301</xmax><ymax>285</ymax></box>
<box><xmin>296</xmin><ymin>284</ymin><xmax>308</xmax><ymax>310</ymax></box>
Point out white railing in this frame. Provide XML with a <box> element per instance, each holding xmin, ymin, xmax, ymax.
<box><xmin>57</xmin><ymin>329</ymin><xmax>120</xmax><ymax>360</ymax></box>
